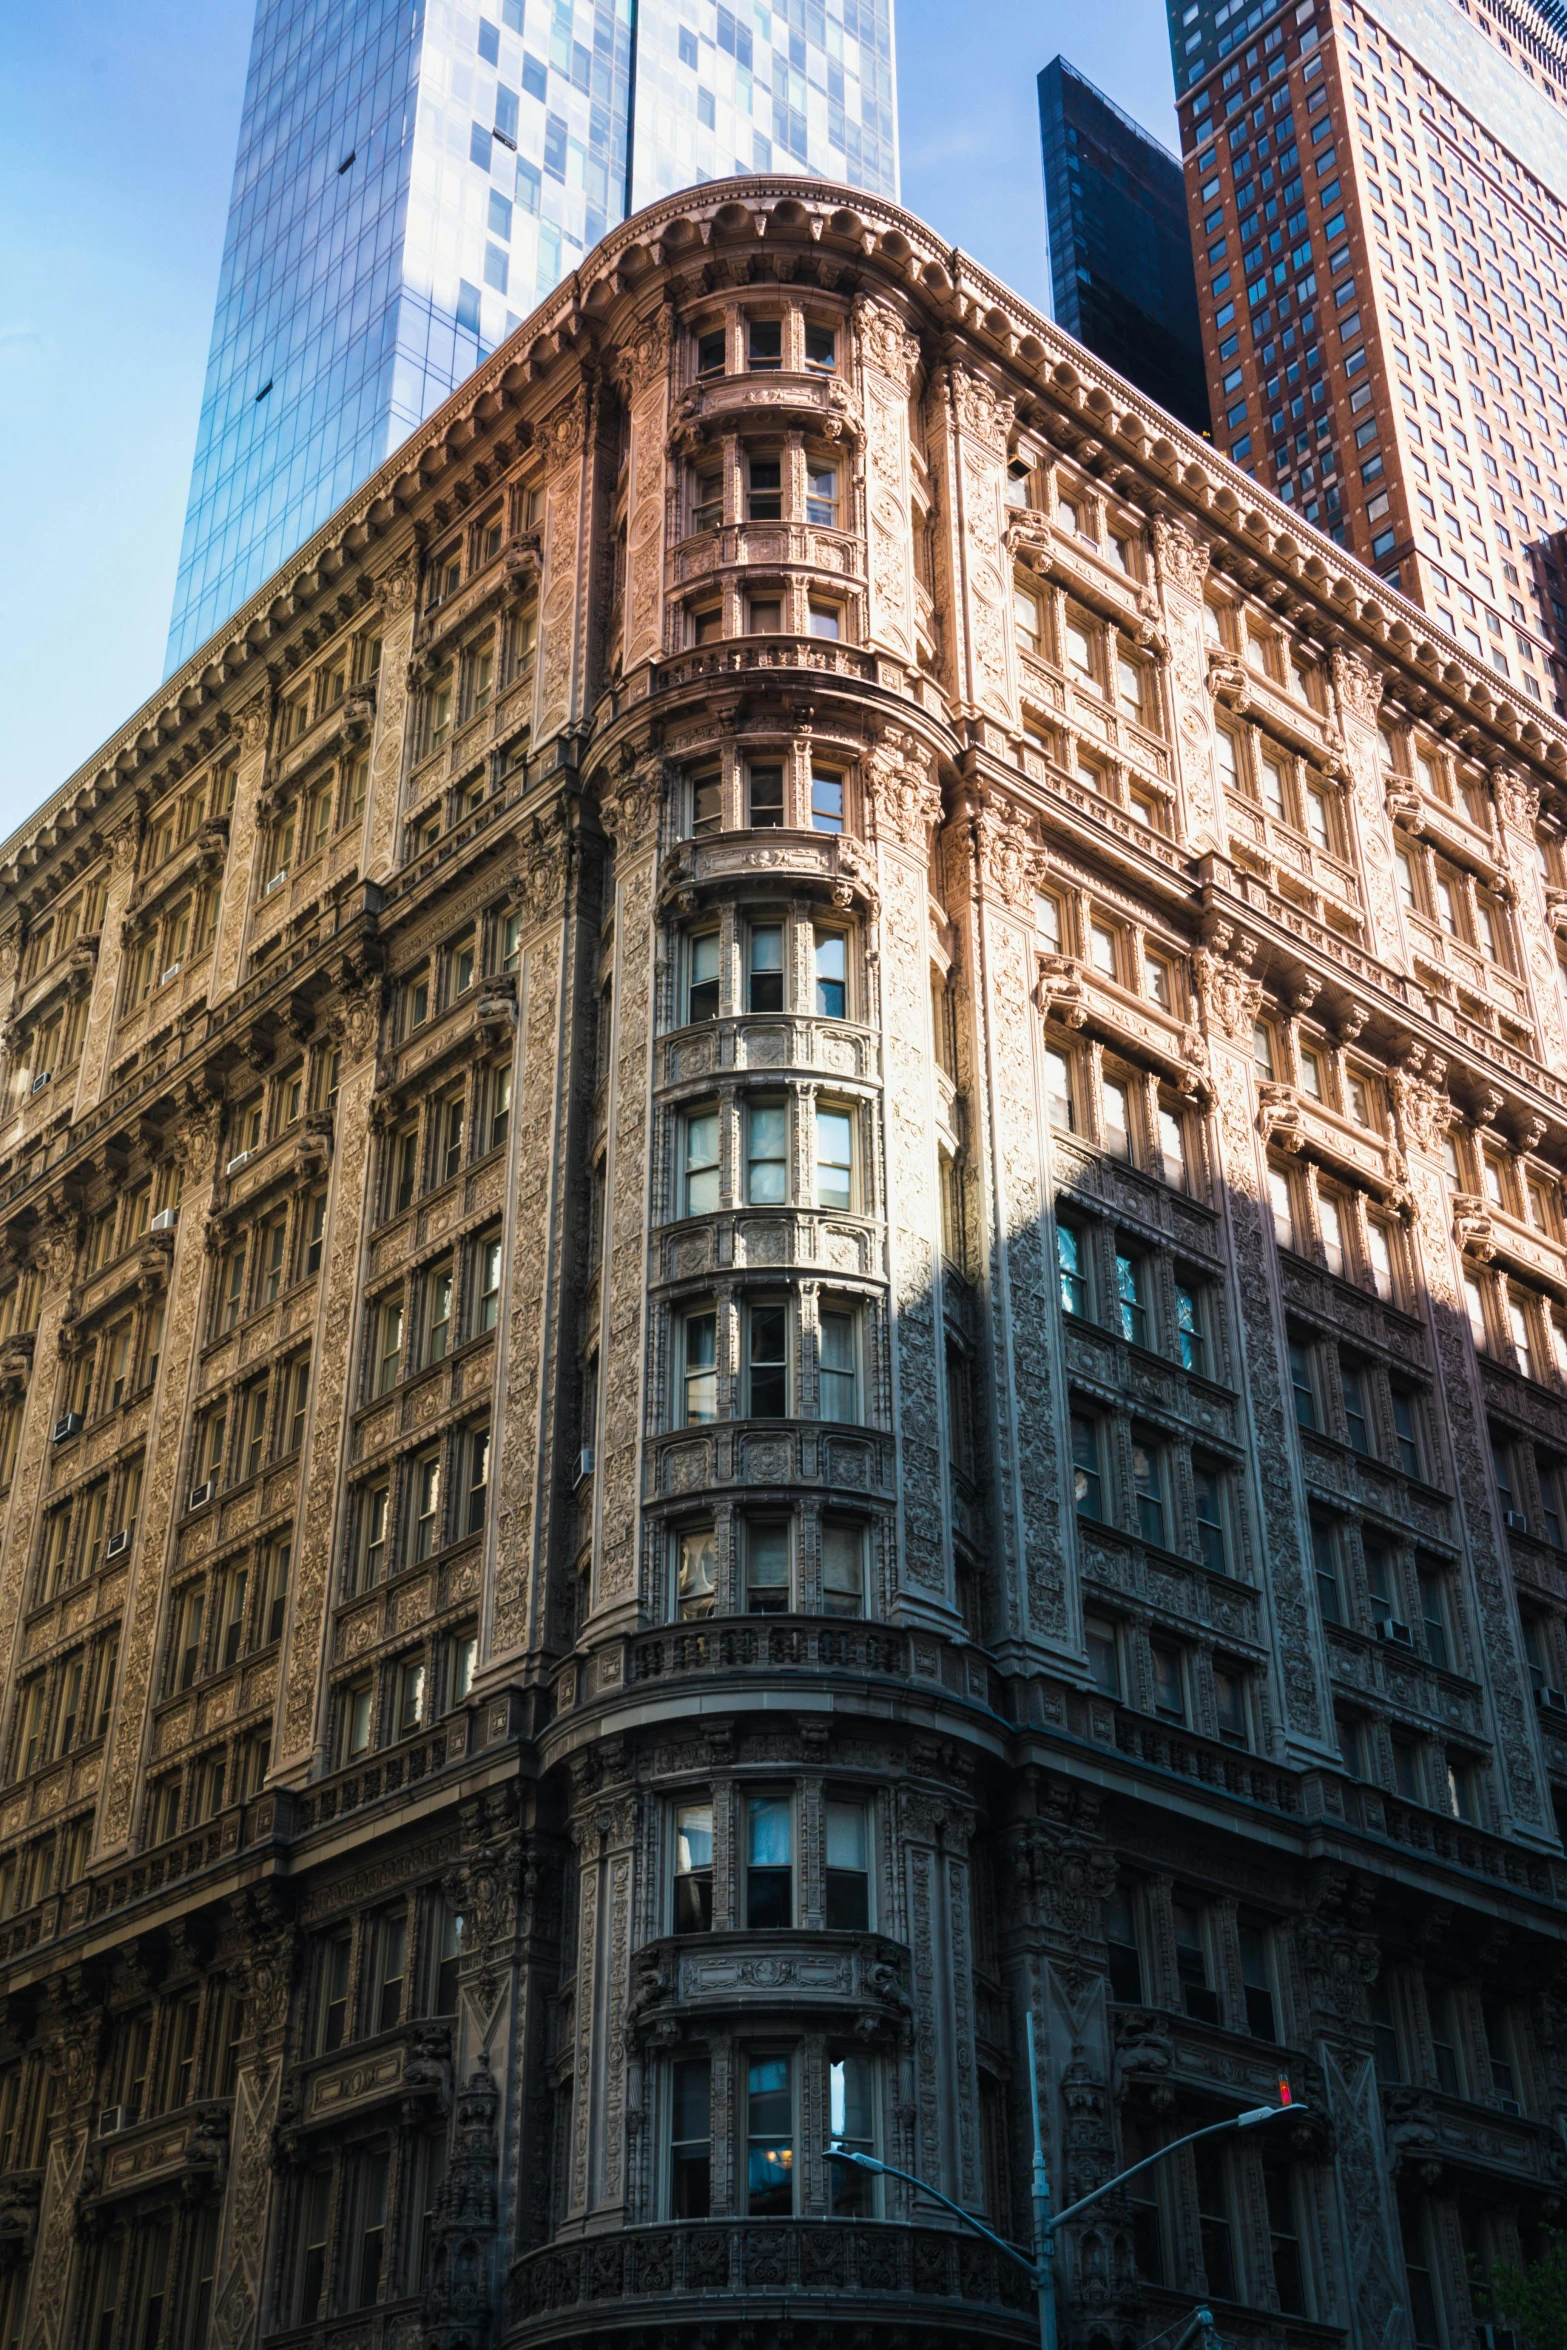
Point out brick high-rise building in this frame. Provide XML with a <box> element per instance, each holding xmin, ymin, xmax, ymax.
<box><xmin>1163</xmin><ymin>0</ymin><xmax>1567</xmax><ymax>711</ymax></box>
<box><xmin>2</xmin><ymin>173</ymin><xmax>1567</xmax><ymax>2350</ymax></box>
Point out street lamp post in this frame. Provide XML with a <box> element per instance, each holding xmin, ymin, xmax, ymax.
<box><xmin>823</xmin><ymin>2011</ymin><xmax>1303</xmax><ymax>2350</ymax></box>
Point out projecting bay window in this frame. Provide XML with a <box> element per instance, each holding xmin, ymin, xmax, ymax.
<box><xmin>746</xmin><ymin>2054</ymin><xmax>794</xmax><ymax>2213</ymax></box>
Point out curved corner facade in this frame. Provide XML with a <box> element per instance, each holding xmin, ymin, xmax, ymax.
<box><xmin>1</xmin><ymin>176</ymin><xmax>1566</xmax><ymax>2350</ymax></box>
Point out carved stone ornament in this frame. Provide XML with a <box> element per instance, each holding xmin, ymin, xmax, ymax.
<box><xmin>865</xmin><ymin>731</ymin><xmax>942</xmax><ymax>850</ymax></box>
<box><xmin>613</xmin><ymin>305</ymin><xmax>672</xmax><ymax>400</ymax></box>
<box><xmin>974</xmin><ymin>795</ymin><xmax>1038</xmax><ymax>906</ymax></box>
<box><xmin>950</xmin><ymin>365</ymin><xmax>1014</xmax><ymax>453</ymax></box>
<box><xmin>174</xmin><ymin>1101</ymin><xmax>224</xmax><ymax>1179</ymax></box>
<box><xmin>1036</xmin><ymin>953</ymin><xmax>1089</xmax><ymax>1027</ymax></box>
<box><xmin>1451</xmin><ymin>1193</ymin><xmax>1497</xmax><ymax>1262</ymax></box>
<box><xmin>1193</xmin><ymin>941</ymin><xmax>1262</xmax><ymax>1041</ymax></box>
<box><xmin>853</xmin><ymin>293</ymin><xmax>921</xmax><ymax>387</ymax></box>
<box><xmin>378</xmin><ymin>554</ymin><xmax>420</xmax><ymax>618</ymax></box>
<box><xmin>1545</xmin><ymin>887</ymin><xmax>1567</xmax><ymax>939</ymax></box>
<box><xmin>1151</xmin><ymin>512</ymin><xmax>1211</xmax><ymax>596</ymax></box>
<box><xmin>1207</xmin><ymin>652</ymin><xmax>1251</xmax><ymax>715</ymax></box>
<box><xmin>1332</xmin><ymin>645</ymin><xmax>1384</xmax><ymax>726</ymax></box>
<box><xmin>599</xmin><ymin>752</ymin><xmax>666</xmax><ymax>851</ymax></box>
<box><xmin>1389</xmin><ymin>1050</ymin><xmax>1451</xmax><ymax>1158</ymax></box>
<box><xmin>110</xmin><ymin>821</ymin><xmax>140</xmax><ymax>874</ymax></box>
<box><xmin>339</xmin><ymin>983</ymin><xmax>381</xmax><ymax>1067</ymax></box>
<box><xmin>236</xmin><ymin>695</ymin><xmax>271</xmax><ymax>756</ymax></box>
<box><xmin>1493</xmin><ymin>766</ymin><xmax>1539</xmax><ymax>833</ymax></box>
<box><xmin>1258</xmin><ymin>1081</ymin><xmax>1307</xmax><ymax>1152</ymax></box>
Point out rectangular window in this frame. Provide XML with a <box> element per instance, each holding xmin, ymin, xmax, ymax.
<box><xmin>744</xmin><ymin>922</ymin><xmax>785</xmax><ymax>1013</ymax></box>
<box><xmin>1341</xmin><ymin>1361</ymin><xmax>1371</xmax><ymax>1454</ymax></box>
<box><xmin>1391</xmin><ymin>1388</ymin><xmax>1421</xmax><ymax>1477</ymax></box>
<box><xmin>488</xmin><ymin>1063</ymin><xmax>512</xmax><ymax>1151</ymax></box>
<box><xmin>828</xmin><ymin>2054</ymin><xmax>875</xmax><ymax>2212</ymax></box>
<box><xmin>1106</xmin><ymin>1886</ymin><xmax>1143</xmax><ymax>2003</ymax></box>
<box><xmin>1173</xmin><ymin>1899</ymin><xmax>1220</xmax><ymax>2024</ymax></box>
<box><xmin>1289</xmin><ymin>1339</ymin><xmax>1317</xmax><ymax>1429</ymax></box>
<box><xmin>478</xmin><ymin>1235</ymin><xmax>503</xmax><ymax>1332</ymax></box>
<box><xmin>688</xmin><ymin>931</ymin><xmax>721</xmax><ymax>1022</ymax></box>
<box><xmin>746</xmin><ymin>2053</ymin><xmax>794</xmax><ymax>2214</ymax></box>
<box><xmin>745</xmin><ymin>1102</ymin><xmax>788</xmax><ymax>1204</ymax></box>
<box><xmin>1311</xmin><ymin>1519</ymin><xmax>1341</xmax><ymax>1623</ymax></box>
<box><xmin>1158</xmin><ymin>1104</ymin><xmax>1189</xmax><ymax>1190</ymax></box>
<box><xmin>1045</xmin><ymin>1046</ymin><xmax>1074</xmax><ymax>1130</ymax></box>
<box><xmin>821</xmin><ymin>1521</ymin><xmax>865</xmax><ymax>1617</ymax></box>
<box><xmin>746</xmin><ymin>1795</ymin><xmax>792</xmax><ymax>1927</ymax></box>
<box><xmin>1195</xmin><ymin>2144</ymin><xmax>1236</xmax><ymax>2298</ymax></box>
<box><xmin>671</xmin><ymin>2057</ymin><xmax>712</xmax><ymax>2217</ymax></box>
<box><xmin>219</xmin><ymin>1565</ymin><xmax>248</xmax><ymax>1670</ymax></box>
<box><xmin>676</xmin><ymin>1524</ymin><xmax>716</xmax><ymax>1619</ymax></box>
<box><xmin>440</xmin><ymin>1095</ymin><xmax>465</xmax><ymax>1182</ymax></box>
<box><xmin>1239</xmin><ymin>1921</ymin><xmax>1278</xmax><ymax>2038</ymax></box>
<box><xmin>303</xmin><ymin>1188</ymin><xmax>327</xmax><ymax>1277</ymax></box>
<box><xmin>745</xmin><ymin>1518</ymin><xmax>790</xmax><ymax>1613</ymax></box>
<box><xmin>813</xmin><ymin>930</ymin><xmax>847</xmax><ymax>1018</ymax></box>
<box><xmin>350</xmin><ymin>2146</ymin><xmax>391</xmax><ymax>2309</ymax></box>
<box><xmin>806</xmin><ymin>464</ymin><xmax>839</xmax><ymax>529</ymax></box>
<box><xmin>825</xmin><ymin>1800</ymin><xmax>870</xmax><ymax>1929</ymax></box>
<box><xmin>426</xmin><ymin>1262</ymin><xmax>454</xmax><ymax>1363</ymax></box>
<box><xmin>376</xmin><ymin>1299</ymin><xmax>404</xmax><ymax>1393</ymax></box>
<box><xmin>748</xmin><ymin>762</ymin><xmax>785</xmax><ymax>828</ymax></box>
<box><xmin>1132</xmin><ymin>1435</ymin><xmax>1165</xmax><ymax>1545</ymax></box>
<box><xmin>1071</xmin><ymin>1414</ymin><xmax>1102</xmax><ymax>1518</ymax></box>
<box><xmin>747</xmin><ymin>318</ymin><xmax>782</xmax><ymax>371</ymax></box>
<box><xmin>412</xmin><ymin>1454</ymin><xmax>442</xmax><ymax>1561</ymax></box>
<box><xmin>360</xmin><ymin>1485</ymin><xmax>390</xmax><ymax>1590</ymax></box>
<box><xmin>299</xmin><ymin>2167</ymin><xmax>332</xmax><ymax>2322</ymax></box>
<box><xmin>1151</xmin><ymin>1640</ymin><xmax>1185</xmax><ymax>1723</ymax></box>
<box><xmin>1086</xmin><ymin>1614</ymin><xmax>1120</xmax><ymax>1698</ymax></box>
<box><xmin>818</xmin><ymin>1310</ymin><xmax>858</xmax><ymax>1423</ymax></box>
<box><xmin>746</xmin><ymin>452</ymin><xmax>783</xmax><ymax>519</ymax></box>
<box><xmin>1101</xmin><ymin>1075</ymin><xmax>1132</xmax><ymax>1159</ymax></box>
<box><xmin>747</xmin><ymin>1301</ymin><xmax>787</xmax><ymax>1417</ymax></box>
<box><xmin>1116</xmin><ymin>1250</ymin><xmax>1149</xmax><ymax>1346</ymax></box>
<box><xmin>674</xmin><ymin>1802</ymin><xmax>713</xmax><ymax>1932</ymax></box>
<box><xmin>810</xmin><ymin>769</ymin><xmax>845</xmax><ymax>833</ymax></box>
<box><xmin>815</xmin><ymin>1108</ymin><xmax>853</xmax><ymax>1210</ymax></box>
<box><xmin>1057</xmin><ymin>1223</ymin><xmax>1087</xmax><ymax>1317</ymax></box>
<box><xmin>682</xmin><ymin>1313</ymin><xmax>718</xmax><ymax>1424</ymax></box>
<box><xmin>1194</xmin><ymin>1463</ymin><xmax>1227</xmax><ymax>1573</ymax></box>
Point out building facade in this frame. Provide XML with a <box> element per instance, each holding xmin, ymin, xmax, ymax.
<box><xmin>1037</xmin><ymin>57</ymin><xmax>1211</xmax><ymax>438</ymax></box>
<box><xmin>2</xmin><ymin>172</ymin><xmax>1567</xmax><ymax>2350</ymax></box>
<box><xmin>165</xmin><ymin>0</ymin><xmax>900</xmax><ymax>677</ymax></box>
<box><xmin>1161</xmin><ymin>0</ymin><xmax>1567</xmax><ymax>707</ymax></box>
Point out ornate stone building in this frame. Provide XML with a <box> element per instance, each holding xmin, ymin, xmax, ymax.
<box><xmin>0</xmin><ymin>176</ymin><xmax>1562</xmax><ymax>2350</ymax></box>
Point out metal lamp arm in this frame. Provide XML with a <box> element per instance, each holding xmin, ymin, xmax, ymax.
<box><xmin>821</xmin><ymin>2150</ymin><xmax>1040</xmax><ymax>2280</ymax></box>
<box><xmin>1048</xmin><ymin>2108</ymin><xmax>1301</xmax><ymax>2234</ymax></box>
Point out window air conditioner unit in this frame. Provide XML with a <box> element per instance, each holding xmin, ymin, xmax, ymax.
<box><xmin>29</xmin><ymin>1071</ymin><xmax>51</xmax><ymax>1095</ymax></box>
<box><xmin>1536</xmin><ymin>1686</ymin><xmax>1567</xmax><ymax>1716</ymax></box>
<box><xmin>188</xmin><ymin>1480</ymin><xmax>214</xmax><ymax>1511</ymax></box>
<box><xmin>51</xmin><ymin>1413</ymin><xmax>83</xmax><ymax>1444</ymax></box>
<box><xmin>98</xmin><ymin>2106</ymin><xmax>133</xmax><ymax>2138</ymax></box>
<box><xmin>1498</xmin><ymin>2097</ymin><xmax>1522</xmax><ymax>2117</ymax></box>
<box><xmin>161</xmin><ymin>963</ymin><xmax>181</xmax><ymax>986</ymax></box>
<box><xmin>1375</xmin><ymin>1617</ymin><xmax>1414</xmax><ymax>1647</ymax></box>
<box><xmin>226</xmin><ymin>1151</ymin><xmax>252</xmax><ymax>1177</ymax></box>
<box><xmin>579</xmin><ymin>1446</ymin><xmax>595</xmax><ymax>1478</ymax></box>
<box><xmin>104</xmin><ymin>1529</ymin><xmax>130</xmax><ymax>1560</ymax></box>
<box><xmin>263</xmin><ymin>869</ymin><xmax>289</xmax><ymax>896</ymax></box>
<box><xmin>150</xmin><ymin>1208</ymin><xmax>178</xmax><ymax>1233</ymax></box>
<box><xmin>1504</xmin><ymin>1508</ymin><xmax>1529</xmax><ymax>1532</ymax></box>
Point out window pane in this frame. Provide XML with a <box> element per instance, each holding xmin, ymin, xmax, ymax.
<box><xmin>816</xmin><ymin>1111</ymin><xmax>853</xmax><ymax>1210</ymax></box>
<box><xmin>677</xmin><ymin>1526</ymin><xmax>716</xmax><ymax>1618</ymax></box>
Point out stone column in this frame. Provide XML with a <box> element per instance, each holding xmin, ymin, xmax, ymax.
<box><xmin>1331</xmin><ymin>648</ymin><xmax>1410</xmax><ymax>976</ymax></box>
<box><xmin>0</xmin><ymin>1219</ymin><xmax>79</xmax><ymax>1762</ymax></box>
<box><xmin>616</xmin><ymin>310</ymin><xmax>672</xmax><ymax>678</ymax></box>
<box><xmin>1293</xmin><ymin>1876</ymin><xmax>1411</xmax><ymax>2350</ymax></box>
<box><xmin>18</xmin><ymin>1971</ymin><xmax>100</xmax><ymax>2350</ymax></box>
<box><xmin>70</xmin><ymin>820</ymin><xmax>140</xmax><ymax>1118</ymax></box>
<box><xmin>581</xmin><ymin>758</ymin><xmax>664</xmax><ymax>1641</ymax></box>
<box><xmin>207</xmin><ymin>695</ymin><xmax>273</xmax><ymax>1008</ymax></box>
<box><xmin>361</xmin><ymin>554</ymin><xmax>422</xmax><ymax>887</ymax></box>
<box><xmin>865</xmin><ymin>732</ymin><xmax>949</xmax><ymax>1624</ymax></box>
<box><xmin>1389</xmin><ymin>1056</ymin><xmax>1554</xmax><ymax>1843</ymax></box>
<box><xmin>207</xmin><ymin>1896</ymin><xmax>296</xmax><ymax>2350</ymax></box>
<box><xmin>1151</xmin><ymin>516</ymin><xmax>1226</xmax><ymax>857</ymax></box>
<box><xmin>487</xmin><ymin>803</ymin><xmax>599</xmax><ymax>1667</ymax></box>
<box><xmin>854</xmin><ymin>295</ymin><xmax>921</xmax><ymax>666</ymax></box>
<box><xmin>1194</xmin><ymin>931</ymin><xmax>1338</xmax><ymax>1764</ymax></box>
<box><xmin>1493</xmin><ymin>766</ymin><xmax>1567</xmax><ymax>1068</ymax></box>
<box><xmin>964</xmin><ymin>786</ymin><xmax>1077</xmax><ymax>1667</ymax></box>
<box><xmin>94</xmin><ymin>1103</ymin><xmax>223</xmax><ymax>1855</ymax></box>
<box><xmin>273</xmin><ymin>978</ymin><xmax>382</xmax><ymax>1780</ymax></box>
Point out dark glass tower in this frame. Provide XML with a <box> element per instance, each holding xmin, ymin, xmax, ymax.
<box><xmin>1037</xmin><ymin>55</ymin><xmax>1211</xmax><ymax>436</ymax></box>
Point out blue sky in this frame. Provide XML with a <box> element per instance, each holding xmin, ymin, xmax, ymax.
<box><xmin>0</xmin><ymin>0</ymin><xmax>1175</xmax><ymax>834</ymax></box>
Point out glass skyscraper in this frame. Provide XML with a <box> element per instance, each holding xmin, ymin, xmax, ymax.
<box><xmin>165</xmin><ymin>0</ymin><xmax>899</xmax><ymax>674</ymax></box>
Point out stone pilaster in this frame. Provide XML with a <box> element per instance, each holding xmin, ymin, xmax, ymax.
<box><xmin>208</xmin><ymin>1896</ymin><xmax>296</xmax><ymax>2350</ymax></box>
<box><xmin>274</xmin><ymin>981</ymin><xmax>381</xmax><ymax>1777</ymax></box>
<box><xmin>1196</xmin><ymin>929</ymin><xmax>1337</xmax><ymax>1760</ymax></box>
<box><xmin>1331</xmin><ymin>647</ymin><xmax>1410</xmax><ymax>976</ymax></box>
<box><xmin>206</xmin><ymin>695</ymin><xmax>273</xmax><ymax>1006</ymax></box>
<box><xmin>1151</xmin><ymin>515</ymin><xmax>1225</xmax><ymax>856</ymax></box>
<box><xmin>855</xmin><ymin>296</ymin><xmax>921</xmax><ymax>665</ymax></box>
<box><xmin>18</xmin><ymin>1974</ymin><xmax>101</xmax><ymax>2350</ymax></box>
<box><xmin>1493</xmin><ymin>766</ymin><xmax>1567</xmax><ymax>1068</ymax></box>
<box><xmin>361</xmin><ymin>553</ymin><xmax>421</xmax><ymax>886</ymax></box>
<box><xmin>617</xmin><ymin>311</ymin><xmax>673</xmax><ymax>678</ymax></box>
<box><xmin>70</xmin><ymin>821</ymin><xmax>140</xmax><ymax>1117</ymax></box>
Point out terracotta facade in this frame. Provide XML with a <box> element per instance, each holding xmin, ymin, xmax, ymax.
<box><xmin>0</xmin><ymin>179</ymin><xmax>1563</xmax><ymax>2350</ymax></box>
